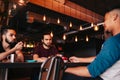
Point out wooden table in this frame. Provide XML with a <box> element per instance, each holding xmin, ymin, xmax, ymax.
<box><xmin>0</xmin><ymin>62</ymin><xmax>89</xmax><ymax>80</ymax></box>
<box><xmin>0</xmin><ymin>62</ymin><xmax>42</xmax><ymax>80</ymax></box>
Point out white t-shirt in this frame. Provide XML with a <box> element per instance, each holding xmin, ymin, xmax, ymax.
<box><xmin>100</xmin><ymin>60</ymin><xmax>120</xmax><ymax>80</ymax></box>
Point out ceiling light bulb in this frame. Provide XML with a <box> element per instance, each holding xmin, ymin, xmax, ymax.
<box><xmin>63</xmin><ymin>34</ymin><xmax>66</xmax><ymax>40</ymax></box>
<box><xmin>43</xmin><ymin>14</ymin><xmax>46</xmax><ymax>21</ymax></box>
<box><xmin>57</xmin><ymin>18</ymin><xmax>60</xmax><ymax>24</ymax></box>
<box><xmin>86</xmin><ymin>36</ymin><xmax>89</xmax><ymax>42</ymax></box>
<box><xmin>91</xmin><ymin>22</ymin><xmax>94</xmax><ymax>27</ymax></box>
<box><xmin>69</xmin><ymin>22</ymin><xmax>72</xmax><ymax>27</ymax></box>
<box><xmin>75</xmin><ymin>36</ymin><xmax>78</xmax><ymax>42</ymax></box>
<box><xmin>94</xmin><ymin>25</ymin><xmax>99</xmax><ymax>31</ymax></box>
<box><xmin>79</xmin><ymin>25</ymin><xmax>83</xmax><ymax>30</ymax></box>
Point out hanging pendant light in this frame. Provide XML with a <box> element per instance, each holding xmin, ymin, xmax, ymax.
<box><xmin>43</xmin><ymin>14</ymin><xmax>46</xmax><ymax>21</ymax></box>
<box><xmin>86</xmin><ymin>36</ymin><xmax>89</xmax><ymax>42</ymax></box>
<box><xmin>75</xmin><ymin>36</ymin><xmax>78</xmax><ymax>42</ymax></box>
<box><xmin>69</xmin><ymin>21</ymin><xmax>72</xmax><ymax>27</ymax></box>
<box><xmin>57</xmin><ymin>18</ymin><xmax>60</xmax><ymax>24</ymax></box>
<box><xmin>43</xmin><ymin>0</ymin><xmax>46</xmax><ymax>22</ymax></box>
<box><xmin>63</xmin><ymin>34</ymin><xmax>66</xmax><ymax>40</ymax></box>
<box><xmin>91</xmin><ymin>22</ymin><xmax>94</xmax><ymax>27</ymax></box>
<box><xmin>79</xmin><ymin>25</ymin><xmax>83</xmax><ymax>30</ymax></box>
<box><xmin>69</xmin><ymin>5</ymin><xmax>72</xmax><ymax>28</ymax></box>
<box><xmin>56</xmin><ymin>2</ymin><xmax>60</xmax><ymax>24</ymax></box>
<box><xmin>94</xmin><ymin>25</ymin><xmax>99</xmax><ymax>31</ymax></box>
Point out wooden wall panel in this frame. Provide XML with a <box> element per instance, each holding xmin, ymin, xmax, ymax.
<box><xmin>29</xmin><ymin>0</ymin><xmax>103</xmax><ymax>23</ymax></box>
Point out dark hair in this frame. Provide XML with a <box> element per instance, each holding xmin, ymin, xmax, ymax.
<box><xmin>41</xmin><ymin>32</ymin><xmax>51</xmax><ymax>40</ymax></box>
<box><xmin>1</xmin><ymin>26</ymin><xmax>16</xmax><ymax>35</ymax></box>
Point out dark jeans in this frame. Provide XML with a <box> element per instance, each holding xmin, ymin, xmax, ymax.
<box><xmin>62</xmin><ymin>73</ymin><xmax>103</xmax><ymax>80</ymax></box>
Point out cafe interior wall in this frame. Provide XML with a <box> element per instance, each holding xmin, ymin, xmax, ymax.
<box><xmin>59</xmin><ymin>37</ymin><xmax>104</xmax><ymax>58</ymax></box>
<box><xmin>0</xmin><ymin>0</ymin><xmax>104</xmax><ymax>57</ymax></box>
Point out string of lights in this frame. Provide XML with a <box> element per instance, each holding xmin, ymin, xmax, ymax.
<box><xmin>64</xmin><ymin>22</ymin><xmax>104</xmax><ymax>35</ymax></box>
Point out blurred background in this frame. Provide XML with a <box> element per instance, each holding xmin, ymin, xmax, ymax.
<box><xmin>0</xmin><ymin>0</ymin><xmax>119</xmax><ymax>57</ymax></box>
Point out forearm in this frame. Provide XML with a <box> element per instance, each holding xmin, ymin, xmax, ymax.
<box><xmin>0</xmin><ymin>48</ymin><xmax>16</xmax><ymax>60</ymax></box>
<box><xmin>79</xmin><ymin>56</ymin><xmax>96</xmax><ymax>63</ymax></box>
<box><xmin>65</xmin><ymin>66</ymin><xmax>91</xmax><ymax>77</ymax></box>
<box><xmin>15</xmin><ymin>51</ymin><xmax>24</xmax><ymax>62</ymax></box>
<box><xmin>33</xmin><ymin>54</ymin><xmax>47</xmax><ymax>62</ymax></box>
<box><xmin>35</xmin><ymin>57</ymin><xmax>47</xmax><ymax>62</ymax></box>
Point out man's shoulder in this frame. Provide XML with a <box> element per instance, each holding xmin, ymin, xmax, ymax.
<box><xmin>105</xmin><ymin>35</ymin><xmax>119</xmax><ymax>43</ymax></box>
<box><xmin>106</xmin><ymin>34</ymin><xmax>120</xmax><ymax>44</ymax></box>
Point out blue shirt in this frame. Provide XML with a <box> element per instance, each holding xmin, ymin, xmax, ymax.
<box><xmin>87</xmin><ymin>33</ymin><xmax>120</xmax><ymax>77</ymax></box>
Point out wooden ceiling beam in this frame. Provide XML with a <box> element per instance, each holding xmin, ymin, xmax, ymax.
<box><xmin>29</xmin><ymin>0</ymin><xmax>103</xmax><ymax>23</ymax></box>
<box><xmin>27</xmin><ymin>11</ymin><xmax>78</xmax><ymax>30</ymax></box>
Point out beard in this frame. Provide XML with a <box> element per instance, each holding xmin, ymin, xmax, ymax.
<box><xmin>43</xmin><ymin>42</ymin><xmax>51</xmax><ymax>48</ymax></box>
<box><xmin>5</xmin><ymin>38</ymin><xmax>13</xmax><ymax>44</ymax></box>
<box><xmin>5</xmin><ymin>38</ymin><xmax>17</xmax><ymax>48</ymax></box>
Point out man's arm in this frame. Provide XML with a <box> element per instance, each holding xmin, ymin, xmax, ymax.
<box><xmin>65</xmin><ymin>66</ymin><xmax>91</xmax><ymax>77</ymax></box>
<box><xmin>0</xmin><ymin>47</ymin><xmax>17</xmax><ymax>60</ymax></box>
<box><xmin>69</xmin><ymin>56</ymin><xmax>96</xmax><ymax>63</ymax></box>
<box><xmin>33</xmin><ymin>54</ymin><xmax>47</xmax><ymax>62</ymax></box>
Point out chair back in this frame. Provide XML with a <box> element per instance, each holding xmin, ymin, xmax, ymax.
<box><xmin>38</xmin><ymin>56</ymin><xmax>64</xmax><ymax>80</ymax></box>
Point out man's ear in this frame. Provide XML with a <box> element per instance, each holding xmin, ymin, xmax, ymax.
<box><xmin>113</xmin><ymin>13</ymin><xmax>118</xmax><ymax>21</ymax></box>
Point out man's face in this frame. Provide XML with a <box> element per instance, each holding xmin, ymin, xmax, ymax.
<box><xmin>4</xmin><ymin>30</ymin><xmax>16</xmax><ymax>44</ymax></box>
<box><xmin>104</xmin><ymin>12</ymin><xmax>114</xmax><ymax>32</ymax></box>
<box><xmin>42</xmin><ymin>34</ymin><xmax>52</xmax><ymax>47</ymax></box>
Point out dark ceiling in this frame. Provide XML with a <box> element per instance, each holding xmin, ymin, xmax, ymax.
<box><xmin>8</xmin><ymin>0</ymin><xmax>120</xmax><ymax>42</ymax></box>
<box><xmin>70</xmin><ymin>0</ymin><xmax>120</xmax><ymax>16</ymax></box>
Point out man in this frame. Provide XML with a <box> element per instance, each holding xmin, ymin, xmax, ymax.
<box><xmin>32</xmin><ymin>32</ymin><xmax>62</xmax><ymax>80</ymax></box>
<box><xmin>69</xmin><ymin>31</ymin><xmax>112</xmax><ymax>63</ymax></box>
<box><xmin>33</xmin><ymin>32</ymin><xmax>61</xmax><ymax>62</ymax></box>
<box><xmin>65</xmin><ymin>7</ymin><xmax>120</xmax><ymax>80</ymax></box>
<box><xmin>0</xmin><ymin>27</ymin><xmax>24</xmax><ymax>62</ymax></box>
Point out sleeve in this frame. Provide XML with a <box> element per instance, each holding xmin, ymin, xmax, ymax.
<box><xmin>87</xmin><ymin>38</ymin><xmax>120</xmax><ymax>77</ymax></box>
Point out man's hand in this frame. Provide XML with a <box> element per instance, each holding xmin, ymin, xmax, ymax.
<box><xmin>37</xmin><ymin>57</ymin><xmax>48</xmax><ymax>62</ymax></box>
<box><xmin>14</xmin><ymin>41</ymin><xmax>23</xmax><ymax>51</ymax></box>
<box><xmin>69</xmin><ymin>56</ymin><xmax>80</xmax><ymax>63</ymax></box>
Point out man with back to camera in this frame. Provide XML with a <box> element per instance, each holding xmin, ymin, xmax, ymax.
<box><xmin>33</xmin><ymin>32</ymin><xmax>62</xmax><ymax>62</ymax></box>
<box><xmin>0</xmin><ymin>26</ymin><xmax>24</xmax><ymax>62</ymax></box>
<box><xmin>64</xmin><ymin>7</ymin><xmax>120</xmax><ymax>80</ymax></box>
